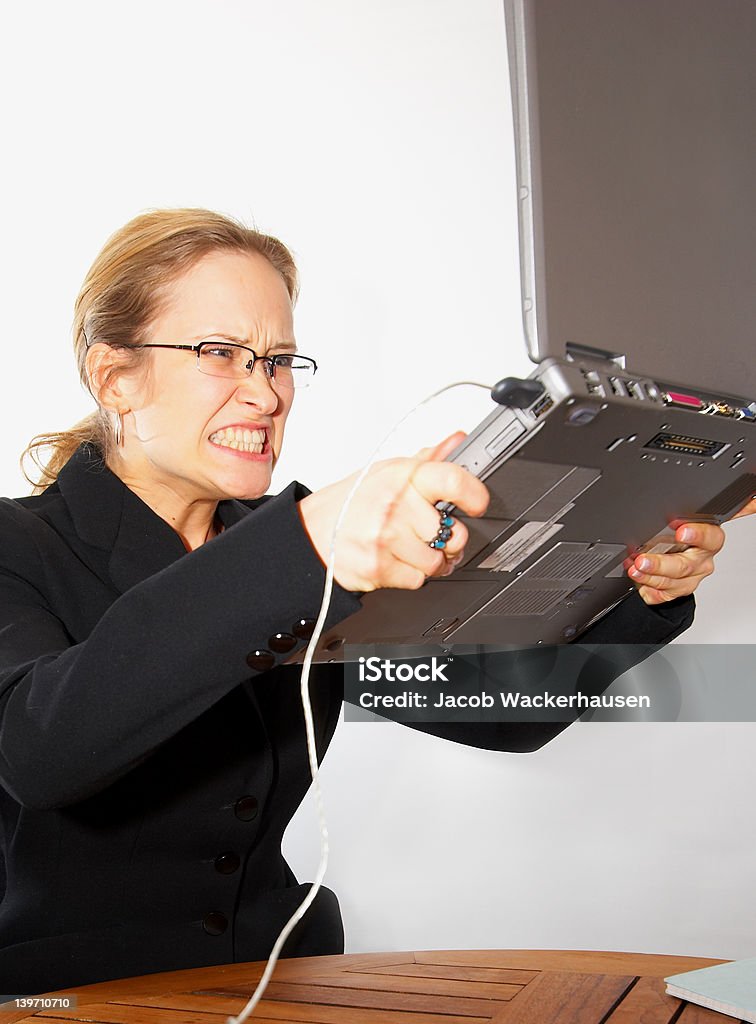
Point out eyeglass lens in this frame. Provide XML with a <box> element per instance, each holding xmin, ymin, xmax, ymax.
<box><xmin>196</xmin><ymin>342</ymin><xmax>314</xmax><ymax>388</ymax></box>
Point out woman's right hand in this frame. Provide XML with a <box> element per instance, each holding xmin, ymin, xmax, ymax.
<box><xmin>297</xmin><ymin>431</ymin><xmax>490</xmax><ymax>593</ymax></box>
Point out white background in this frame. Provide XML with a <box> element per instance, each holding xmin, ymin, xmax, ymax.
<box><xmin>2</xmin><ymin>0</ymin><xmax>754</xmax><ymax>959</ymax></box>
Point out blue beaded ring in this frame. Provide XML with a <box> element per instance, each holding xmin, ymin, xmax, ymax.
<box><xmin>429</xmin><ymin>512</ymin><xmax>455</xmax><ymax>549</ymax></box>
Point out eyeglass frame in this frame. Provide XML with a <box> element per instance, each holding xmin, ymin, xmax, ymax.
<box><xmin>128</xmin><ymin>340</ymin><xmax>318</xmax><ymax>387</ymax></box>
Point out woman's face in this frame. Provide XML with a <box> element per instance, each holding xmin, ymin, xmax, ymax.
<box><xmin>119</xmin><ymin>249</ymin><xmax>297</xmax><ymax>502</ymax></box>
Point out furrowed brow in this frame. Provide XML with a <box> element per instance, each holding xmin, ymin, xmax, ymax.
<box><xmin>193</xmin><ymin>333</ymin><xmax>297</xmax><ymax>353</ymax></box>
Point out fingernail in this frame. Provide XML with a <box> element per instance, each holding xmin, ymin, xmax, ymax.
<box><xmin>638</xmin><ymin>557</ymin><xmax>652</xmax><ymax>571</ymax></box>
<box><xmin>629</xmin><ymin>567</ymin><xmax>644</xmax><ymax>579</ymax></box>
<box><xmin>680</xmin><ymin>527</ymin><xmax>694</xmax><ymax>543</ymax></box>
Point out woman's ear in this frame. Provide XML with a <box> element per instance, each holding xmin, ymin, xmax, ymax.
<box><xmin>85</xmin><ymin>343</ymin><xmax>132</xmax><ymax>413</ymax></box>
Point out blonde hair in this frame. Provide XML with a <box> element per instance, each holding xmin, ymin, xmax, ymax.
<box><xmin>21</xmin><ymin>208</ymin><xmax>299</xmax><ymax>492</ymax></box>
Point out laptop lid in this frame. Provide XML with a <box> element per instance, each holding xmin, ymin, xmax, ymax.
<box><xmin>505</xmin><ymin>0</ymin><xmax>756</xmax><ymax>399</ymax></box>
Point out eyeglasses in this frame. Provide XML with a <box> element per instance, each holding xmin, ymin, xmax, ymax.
<box><xmin>134</xmin><ymin>340</ymin><xmax>317</xmax><ymax>388</ymax></box>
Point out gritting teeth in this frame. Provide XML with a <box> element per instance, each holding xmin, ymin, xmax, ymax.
<box><xmin>210</xmin><ymin>435</ymin><xmax>265</xmax><ymax>453</ymax></box>
<box><xmin>209</xmin><ymin>428</ymin><xmax>266</xmax><ymax>453</ymax></box>
<box><xmin>210</xmin><ymin>428</ymin><xmax>266</xmax><ymax>443</ymax></box>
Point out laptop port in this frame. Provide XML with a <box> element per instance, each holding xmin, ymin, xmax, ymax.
<box><xmin>645</xmin><ymin>432</ymin><xmax>727</xmax><ymax>458</ymax></box>
<box><xmin>609</xmin><ymin>376</ymin><xmax>628</xmax><ymax>397</ymax></box>
<box><xmin>531</xmin><ymin>394</ymin><xmax>554</xmax><ymax>419</ymax></box>
<box><xmin>662</xmin><ymin>391</ymin><xmax>704</xmax><ymax>410</ymax></box>
<box><xmin>626</xmin><ymin>380</ymin><xmax>645</xmax><ymax>400</ymax></box>
<box><xmin>704</xmin><ymin>401</ymin><xmax>736</xmax><ymax>417</ymax></box>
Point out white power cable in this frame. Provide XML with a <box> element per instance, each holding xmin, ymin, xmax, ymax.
<box><xmin>226</xmin><ymin>380</ymin><xmax>492</xmax><ymax>1024</ymax></box>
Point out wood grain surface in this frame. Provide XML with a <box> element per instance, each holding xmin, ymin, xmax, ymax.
<box><xmin>0</xmin><ymin>949</ymin><xmax>737</xmax><ymax>1023</ymax></box>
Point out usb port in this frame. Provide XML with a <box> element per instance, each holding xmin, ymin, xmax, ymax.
<box><xmin>609</xmin><ymin>377</ymin><xmax>627</xmax><ymax>397</ymax></box>
<box><xmin>531</xmin><ymin>394</ymin><xmax>554</xmax><ymax>419</ymax></box>
<box><xmin>626</xmin><ymin>380</ymin><xmax>645</xmax><ymax>400</ymax></box>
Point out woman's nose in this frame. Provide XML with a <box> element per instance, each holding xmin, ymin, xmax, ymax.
<box><xmin>234</xmin><ymin>361</ymin><xmax>280</xmax><ymax>412</ymax></box>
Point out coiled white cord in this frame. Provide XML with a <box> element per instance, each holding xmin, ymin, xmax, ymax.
<box><xmin>226</xmin><ymin>380</ymin><xmax>492</xmax><ymax>1024</ymax></box>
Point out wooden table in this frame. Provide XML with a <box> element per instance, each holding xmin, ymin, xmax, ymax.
<box><xmin>0</xmin><ymin>949</ymin><xmax>736</xmax><ymax>1023</ymax></box>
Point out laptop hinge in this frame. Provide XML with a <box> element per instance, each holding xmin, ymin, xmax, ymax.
<box><xmin>565</xmin><ymin>341</ymin><xmax>626</xmax><ymax>370</ymax></box>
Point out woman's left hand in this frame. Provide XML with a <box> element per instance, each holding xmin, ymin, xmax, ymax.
<box><xmin>628</xmin><ymin>498</ymin><xmax>755</xmax><ymax>605</ymax></box>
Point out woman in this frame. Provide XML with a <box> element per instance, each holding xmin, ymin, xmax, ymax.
<box><xmin>0</xmin><ymin>209</ymin><xmax>737</xmax><ymax>994</ymax></box>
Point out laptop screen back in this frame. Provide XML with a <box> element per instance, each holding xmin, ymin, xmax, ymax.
<box><xmin>507</xmin><ymin>0</ymin><xmax>756</xmax><ymax>399</ymax></box>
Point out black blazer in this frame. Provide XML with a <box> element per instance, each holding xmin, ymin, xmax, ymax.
<box><xmin>0</xmin><ymin>443</ymin><xmax>694</xmax><ymax>994</ymax></box>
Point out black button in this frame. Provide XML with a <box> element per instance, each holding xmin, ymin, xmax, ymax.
<box><xmin>292</xmin><ymin>618</ymin><xmax>316</xmax><ymax>640</ymax></box>
<box><xmin>565</xmin><ymin>403</ymin><xmax>600</xmax><ymax>426</ymax></box>
<box><xmin>245</xmin><ymin>649</ymin><xmax>275</xmax><ymax>672</ymax></box>
<box><xmin>324</xmin><ymin>636</ymin><xmax>344</xmax><ymax>652</ymax></box>
<box><xmin>214</xmin><ymin>851</ymin><xmax>241</xmax><ymax>875</ymax></box>
<box><xmin>234</xmin><ymin>795</ymin><xmax>259</xmax><ymax>821</ymax></box>
<box><xmin>268</xmin><ymin>632</ymin><xmax>296</xmax><ymax>653</ymax></box>
<box><xmin>202</xmin><ymin>911</ymin><xmax>228</xmax><ymax>936</ymax></box>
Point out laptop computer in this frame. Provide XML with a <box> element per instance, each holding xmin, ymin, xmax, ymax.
<box><xmin>302</xmin><ymin>0</ymin><xmax>756</xmax><ymax>660</ymax></box>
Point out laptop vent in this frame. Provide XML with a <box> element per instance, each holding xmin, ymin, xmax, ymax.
<box><xmin>478</xmin><ymin>541</ymin><xmax>626</xmax><ymax>619</ymax></box>
<box><xmin>696</xmin><ymin>474</ymin><xmax>756</xmax><ymax>518</ymax></box>
<box><xmin>483</xmin><ymin>582</ymin><xmax>573</xmax><ymax>617</ymax></box>
<box><xmin>526</xmin><ymin>542</ymin><xmax>625</xmax><ymax>581</ymax></box>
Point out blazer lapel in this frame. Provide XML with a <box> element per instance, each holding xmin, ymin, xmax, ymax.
<box><xmin>56</xmin><ymin>443</ymin><xmax>253</xmax><ymax>595</ymax></box>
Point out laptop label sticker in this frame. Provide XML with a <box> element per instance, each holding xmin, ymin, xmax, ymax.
<box><xmin>477</xmin><ymin>520</ymin><xmax>565</xmax><ymax>572</ymax></box>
